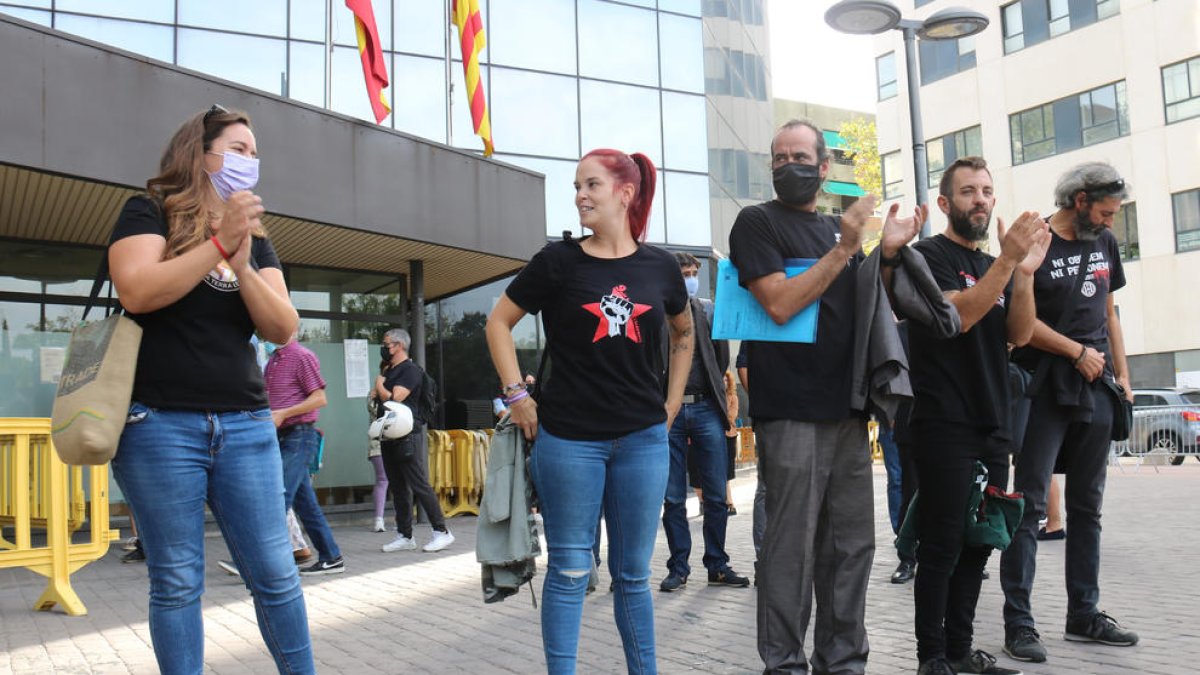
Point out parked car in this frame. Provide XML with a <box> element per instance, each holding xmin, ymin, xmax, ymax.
<box><xmin>1125</xmin><ymin>388</ymin><xmax>1200</xmax><ymax>464</ymax></box>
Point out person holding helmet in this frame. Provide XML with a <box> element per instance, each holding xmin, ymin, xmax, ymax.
<box><xmin>373</xmin><ymin>328</ymin><xmax>453</xmax><ymax>553</ymax></box>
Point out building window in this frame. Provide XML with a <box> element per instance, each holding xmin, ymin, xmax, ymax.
<box><xmin>1113</xmin><ymin>202</ymin><xmax>1139</xmax><ymax>261</ymax></box>
<box><xmin>1173</xmin><ymin>189</ymin><xmax>1200</xmax><ymax>253</ymax></box>
<box><xmin>1009</xmin><ymin>81</ymin><xmax>1129</xmax><ymax>165</ymax></box>
<box><xmin>927</xmin><ymin>125</ymin><xmax>982</xmax><ymax>188</ymax></box>
<box><xmin>882</xmin><ymin>151</ymin><xmax>904</xmax><ymax>200</ymax></box>
<box><xmin>877</xmin><ymin>52</ymin><xmax>897</xmax><ymax>101</ymax></box>
<box><xmin>1001</xmin><ymin>0</ymin><xmax>1120</xmax><ymax>54</ymax></box>
<box><xmin>1163</xmin><ymin>55</ymin><xmax>1200</xmax><ymax>124</ymax></box>
<box><xmin>919</xmin><ymin>35</ymin><xmax>976</xmax><ymax>85</ymax></box>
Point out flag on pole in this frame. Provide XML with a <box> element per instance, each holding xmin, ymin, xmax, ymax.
<box><xmin>346</xmin><ymin>0</ymin><xmax>391</xmax><ymax>124</ymax></box>
<box><xmin>451</xmin><ymin>0</ymin><xmax>494</xmax><ymax>156</ymax></box>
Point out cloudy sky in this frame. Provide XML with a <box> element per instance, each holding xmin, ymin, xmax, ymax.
<box><xmin>767</xmin><ymin>0</ymin><xmax>879</xmax><ymax>113</ymax></box>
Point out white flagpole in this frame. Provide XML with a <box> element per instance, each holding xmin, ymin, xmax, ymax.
<box><xmin>445</xmin><ymin>0</ymin><xmax>454</xmax><ymax>146</ymax></box>
<box><xmin>324</xmin><ymin>0</ymin><xmax>333</xmax><ymax>109</ymax></box>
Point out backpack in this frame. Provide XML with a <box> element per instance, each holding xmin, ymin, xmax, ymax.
<box><xmin>416</xmin><ymin>368</ymin><xmax>438</xmax><ymax>426</ymax></box>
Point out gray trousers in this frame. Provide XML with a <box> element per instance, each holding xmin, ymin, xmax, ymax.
<box><xmin>1001</xmin><ymin>383</ymin><xmax>1113</xmax><ymax>629</ymax></box>
<box><xmin>756</xmin><ymin>418</ymin><xmax>874</xmax><ymax>675</ymax></box>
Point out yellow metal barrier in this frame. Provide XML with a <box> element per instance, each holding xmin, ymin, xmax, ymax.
<box><xmin>736</xmin><ymin>426</ymin><xmax>756</xmax><ymax>464</ymax></box>
<box><xmin>0</xmin><ymin>418</ymin><xmax>117</xmax><ymax>616</ymax></box>
<box><xmin>420</xmin><ymin>429</ymin><xmax>489</xmax><ymax>518</ymax></box>
<box><xmin>868</xmin><ymin>419</ymin><xmax>883</xmax><ymax>461</ymax></box>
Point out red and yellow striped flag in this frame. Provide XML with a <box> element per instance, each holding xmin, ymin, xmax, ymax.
<box><xmin>451</xmin><ymin>0</ymin><xmax>494</xmax><ymax>156</ymax></box>
<box><xmin>346</xmin><ymin>0</ymin><xmax>391</xmax><ymax>124</ymax></box>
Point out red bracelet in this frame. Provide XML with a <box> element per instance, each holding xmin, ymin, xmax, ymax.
<box><xmin>210</xmin><ymin>235</ymin><xmax>232</xmax><ymax>261</ymax></box>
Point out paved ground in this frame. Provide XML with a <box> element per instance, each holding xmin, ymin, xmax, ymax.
<box><xmin>2</xmin><ymin>460</ymin><xmax>1198</xmax><ymax>674</ymax></box>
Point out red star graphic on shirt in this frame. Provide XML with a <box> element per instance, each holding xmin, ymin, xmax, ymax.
<box><xmin>582</xmin><ymin>284</ymin><xmax>653</xmax><ymax>343</ymax></box>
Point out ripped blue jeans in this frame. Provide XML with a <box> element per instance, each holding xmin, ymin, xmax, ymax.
<box><xmin>530</xmin><ymin>423</ymin><xmax>669</xmax><ymax>675</ymax></box>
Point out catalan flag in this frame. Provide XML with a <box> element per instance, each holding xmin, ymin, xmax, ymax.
<box><xmin>346</xmin><ymin>0</ymin><xmax>390</xmax><ymax>124</ymax></box>
<box><xmin>451</xmin><ymin>0</ymin><xmax>494</xmax><ymax>156</ymax></box>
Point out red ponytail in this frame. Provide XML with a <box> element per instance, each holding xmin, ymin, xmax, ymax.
<box><xmin>582</xmin><ymin>148</ymin><xmax>657</xmax><ymax>242</ymax></box>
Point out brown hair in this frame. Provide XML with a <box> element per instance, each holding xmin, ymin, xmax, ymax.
<box><xmin>146</xmin><ymin>107</ymin><xmax>264</xmax><ymax>260</ymax></box>
<box><xmin>938</xmin><ymin>156</ymin><xmax>991</xmax><ymax>198</ymax></box>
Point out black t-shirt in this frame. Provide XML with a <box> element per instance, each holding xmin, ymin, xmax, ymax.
<box><xmin>727</xmin><ymin>202</ymin><xmax>861</xmax><ymax>421</ymax></box>
<box><xmin>382</xmin><ymin>359</ymin><xmax>423</xmax><ymax>424</ymax></box>
<box><xmin>505</xmin><ymin>238</ymin><xmax>688</xmax><ymax>440</ymax></box>
<box><xmin>1012</xmin><ymin>228</ymin><xmax>1125</xmax><ymax>372</ymax></box>
<box><xmin>909</xmin><ymin>235</ymin><xmax>1013</xmax><ymax>435</ymax></box>
<box><xmin>109</xmin><ymin>195</ymin><xmax>281</xmax><ymax>411</ymax></box>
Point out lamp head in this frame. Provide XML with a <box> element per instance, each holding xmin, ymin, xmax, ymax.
<box><xmin>824</xmin><ymin>0</ymin><xmax>902</xmax><ymax>35</ymax></box>
<box><xmin>917</xmin><ymin>6</ymin><xmax>990</xmax><ymax>40</ymax></box>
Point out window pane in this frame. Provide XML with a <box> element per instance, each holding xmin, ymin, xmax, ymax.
<box><xmin>1097</xmin><ymin>0</ymin><xmax>1120</xmax><ymax>20</ymax></box>
<box><xmin>1163</xmin><ymin>62</ymin><xmax>1190</xmax><ymax>104</ymax></box>
<box><xmin>178</xmin><ymin>0</ymin><xmax>287</xmax><ymax>37</ymax></box>
<box><xmin>579</xmin><ymin>80</ymin><xmax>662</xmax><ymax>167</ymax></box>
<box><xmin>578</xmin><ymin>0</ymin><xmax>658</xmax><ymax>87</ymax></box>
<box><xmin>177</xmin><ymin>29</ymin><xmax>287</xmax><ymax>95</ymax></box>
<box><xmin>490</xmin><ymin>68</ymin><xmax>578</xmax><ymax>158</ymax></box>
<box><xmin>662</xmin><ymin>171</ymin><xmax>711</xmax><ymax>247</ymax></box>
<box><xmin>1010</xmin><ymin>114</ymin><xmax>1023</xmax><ymax>164</ymax></box>
<box><xmin>1114</xmin><ymin>203</ymin><xmax>1138</xmax><ymax>261</ymax></box>
<box><xmin>659</xmin><ymin>0</ymin><xmax>702</xmax><ymax>16</ymax></box>
<box><xmin>963</xmin><ymin>126</ymin><xmax>983</xmax><ymax>156</ymax></box>
<box><xmin>1175</xmin><ymin>191</ymin><xmax>1200</xmax><ymax>253</ymax></box>
<box><xmin>0</xmin><ymin>302</ymin><xmax>85</xmax><ymax>416</ymax></box>
<box><xmin>1002</xmin><ymin>2</ymin><xmax>1024</xmax><ymax>52</ymax></box>
<box><xmin>659</xmin><ymin>13</ymin><xmax>704</xmax><ymax>93</ymax></box>
<box><xmin>877</xmin><ymin>52</ymin><xmax>896</xmax><ymax>100</ymax></box>
<box><xmin>393</xmin><ymin>55</ymin><xmax>448</xmax><ymax>143</ymax></box>
<box><xmin>1167</xmin><ymin>98</ymin><xmax>1200</xmax><ymax>124</ymax></box>
<box><xmin>0</xmin><ymin>7</ymin><xmax>50</xmax><ymax>25</ymax></box>
<box><xmin>57</xmin><ymin>0</ymin><xmax>173</xmax><ymax>23</ymax></box>
<box><xmin>55</xmin><ymin>15</ymin><xmax>174</xmax><ymax>63</ymax></box>
<box><xmin>489</xmin><ymin>0</ymin><xmax>575</xmax><ymax>74</ymax></box>
<box><xmin>449</xmin><ymin>60</ymin><xmax>491</xmax><ymax>153</ymax></box>
<box><xmin>289</xmin><ymin>0</ymin><xmax>326</xmax><ymax>42</ymax></box>
<box><xmin>662</xmin><ymin>93</ymin><xmax>708</xmax><ymax>172</ymax></box>
<box><xmin>499</xmin><ymin>156</ymin><xmax>581</xmax><ymax>238</ymax></box>
<box><xmin>395</xmin><ymin>0</ymin><xmax>446</xmax><ymax>58</ymax></box>
<box><xmin>287</xmin><ymin>41</ymin><xmax>325</xmax><ymax>106</ymax></box>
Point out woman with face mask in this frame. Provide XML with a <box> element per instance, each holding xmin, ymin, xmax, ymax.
<box><xmin>486</xmin><ymin>149</ymin><xmax>693</xmax><ymax>674</ymax></box>
<box><xmin>107</xmin><ymin>106</ymin><xmax>310</xmax><ymax>674</ymax></box>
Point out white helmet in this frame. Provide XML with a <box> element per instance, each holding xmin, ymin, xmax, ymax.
<box><xmin>371</xmin><ymin>401</ymin><xmax>413</xmax><ymax>439</ymax></box>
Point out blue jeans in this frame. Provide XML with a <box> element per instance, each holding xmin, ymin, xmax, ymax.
<box><xmin>112</xmin><ymin>404</ymin><xmax>313</xmax><ymax>675</ymax></box>
<box><xmin>279</xmin><ymin>424</ymin><xmax>341</xmax><ymax>562</ymax></box>
<box><xmin>531</xmin><ymin>423</ymin><xmax>669</xmax><ymax>675</ymax></box>
<box><xmin>879</xmin><ymin>424</ymin><xmax>903</xmax><ymax>534</ymax></box>
<box><xmin>663</xmin><ymin>400</ymin><xmax>731</xmax><ymax>577</ymax></box>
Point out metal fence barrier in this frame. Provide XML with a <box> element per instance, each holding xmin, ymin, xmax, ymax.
<box><xmin>1111</xmin><ymin>404</ymin><xmax>1200</xmax><ymax>471</ymax></box>
<box><xmin>0</xmin><ymin>418</ymin><xmax>117</xmax><ymax>616</ymax></box>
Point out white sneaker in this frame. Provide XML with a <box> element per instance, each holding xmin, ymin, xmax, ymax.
<box><xmin>422</xmin><ymin>530</ymin><xmax>455</xmax><ymax>553</ymax></box>
<box><xmin>381</xmin><ymin>535</ymin><xmax>417</xmax><ymax>552</ymax></box>
<box><xmin>372</xmin><ymin>517</ymin><xmax>386</xmax><ymax>533</ymax></box>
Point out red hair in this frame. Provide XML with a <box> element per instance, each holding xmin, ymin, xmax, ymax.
<box><xmin>582</xmin><ymin>148</ymin><xmax>657</xmax><ymax>242</ymax></box>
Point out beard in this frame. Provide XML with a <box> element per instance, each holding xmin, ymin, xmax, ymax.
<box><xmin>1074</xmin><ymin>208</ymin><xmax>1105</xmax><ymax>242</ymax></box>
<box><xmin>949</xmin><ymin>203</ymin><xmax>991</xmax><ymax>242</ymax></box>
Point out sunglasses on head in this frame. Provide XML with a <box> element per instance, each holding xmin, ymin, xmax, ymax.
<box><xmin>203</xmin><ymin>104</ymin><xmax>230</xmax><ymax>123</ymax></box>
<box><xmin>1093</xmin><ymin>178</ymin><xmax>1125</xmax><ymax>194</ymax></box>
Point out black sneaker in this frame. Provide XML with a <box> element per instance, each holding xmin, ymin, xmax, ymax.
<box><xmin>1003</xmin><ymin>625</ymin><xmax>1047</xmax><ymax>663</ymax></box>
<box><xmin>708</xmin><ymin>568</ymin><xmax>750</xmax><ymax>587</ymax></box>
<box><xmin>299</xmin><ymin>556</ymin><xmax>345</xmax><ymax>576</ymax></box>
<box><xmin>916</xmin><ymin>657</ymin><xmax>955</xmax><ymax>675</ymax></box>
<box><xmin>659</xmin><ymin>574</ymin><xmax>687</xmax><ymax>592</ymax></box>
<box><xmin>120</xmin><ymin>547</ymin><xmax>145</xmax><ymax>563</ymax></box>
<box><xmin>948</xmin><ymin>649</ymin><xmax>1023</xmax><ymax>674</ymax></box>
<box><xmin>1064</xmin><ymin>611</ymin><xmax>1138</xmax><ymax>646</ymax></box>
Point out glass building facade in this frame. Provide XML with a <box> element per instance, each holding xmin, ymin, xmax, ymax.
<box><xmin>0</xmin><ymin>0</ymin><xmax>771</xmax><ymax>503</ymax></box>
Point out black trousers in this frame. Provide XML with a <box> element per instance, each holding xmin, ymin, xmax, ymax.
<box><xmin>380</xmin><ymin>430</ymin><xmax>446</xmax><ymax>539</ymax></box>
<box><xmin>897</xmin><ymin>438</ymin><xmax>918</xmax><ymax>565</ymax></box>
<box><xmin>910</xmin><ymin>421</ymin><xmax>1008</xmax><ymax>663</ymax></box>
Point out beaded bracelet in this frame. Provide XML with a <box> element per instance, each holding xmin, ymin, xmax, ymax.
<box><xmin>503</xmin><ymin>389</ymin><xmax>530</xmax><ymax>406</ymax></box>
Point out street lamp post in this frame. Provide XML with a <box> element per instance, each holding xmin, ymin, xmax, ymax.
<box><xmin>824</xmin><ymin>1</ymin><xmax>989</xmax><ymax>238</ymax></box>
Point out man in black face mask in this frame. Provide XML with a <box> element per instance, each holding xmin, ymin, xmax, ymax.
<box><xmin>1000</xmin><ymin>161</ymin><xmax>1137</xmax><ymax>665</ymax></box>
<box><xmin>728</xmin><ymin>118</ymin><xmax>926</xmax><ymax>675</ymax></box>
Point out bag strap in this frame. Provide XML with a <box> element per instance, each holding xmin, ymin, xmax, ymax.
<box><xmin>81</xmin><ymin>253</ymin><xmax>110</xmax><ymax>322</ymax></box>
<box><xmin>1026</xmin><ymin>236</ymin><xmax>1096</xmax><ymax>396</ymax></box>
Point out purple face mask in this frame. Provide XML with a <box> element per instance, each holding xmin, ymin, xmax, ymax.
<box><xmin>207</xmin><ymin>151</ymin><xmax>260</xmax><ymax>201</ymax></box>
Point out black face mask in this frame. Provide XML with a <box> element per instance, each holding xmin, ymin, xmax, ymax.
<box><xmin>380</xmin><ymin>345</ymin><xmax>392</xmax><ymax>361</ymax></box>
<box><xmin>773</xmin><ymin>163</ymin><xmax>822</xmax><ymax>205</ymax></box>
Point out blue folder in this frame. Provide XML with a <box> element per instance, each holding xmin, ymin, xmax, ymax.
<box><xmin>711</xmin><ymin>258</ymin><xmax>819</xmax><ymax>343</ymax></box>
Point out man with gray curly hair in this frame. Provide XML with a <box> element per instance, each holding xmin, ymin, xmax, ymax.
<box><xmin>1000</xmin><ymin>160</ymin><xmax>1137</xmax><ymax>665</ymax></box>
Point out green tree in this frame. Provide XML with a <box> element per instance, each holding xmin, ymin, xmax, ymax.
<box><xmin>838</xmin><ymin>117</ymin><xmax>881</xmax><ymax>198</ymax></box>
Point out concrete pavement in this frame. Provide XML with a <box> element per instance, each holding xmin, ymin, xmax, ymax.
<box><xmin>2</xmin><ymin>461</ymin><xmax>1198</xmax><ymax>674</ymax></box>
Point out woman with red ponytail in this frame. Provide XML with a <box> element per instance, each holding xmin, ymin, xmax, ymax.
<box><xmin>486</xmin><ymin>149</ymin><xmax>694</xmax><ymax>674</ymax></box>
